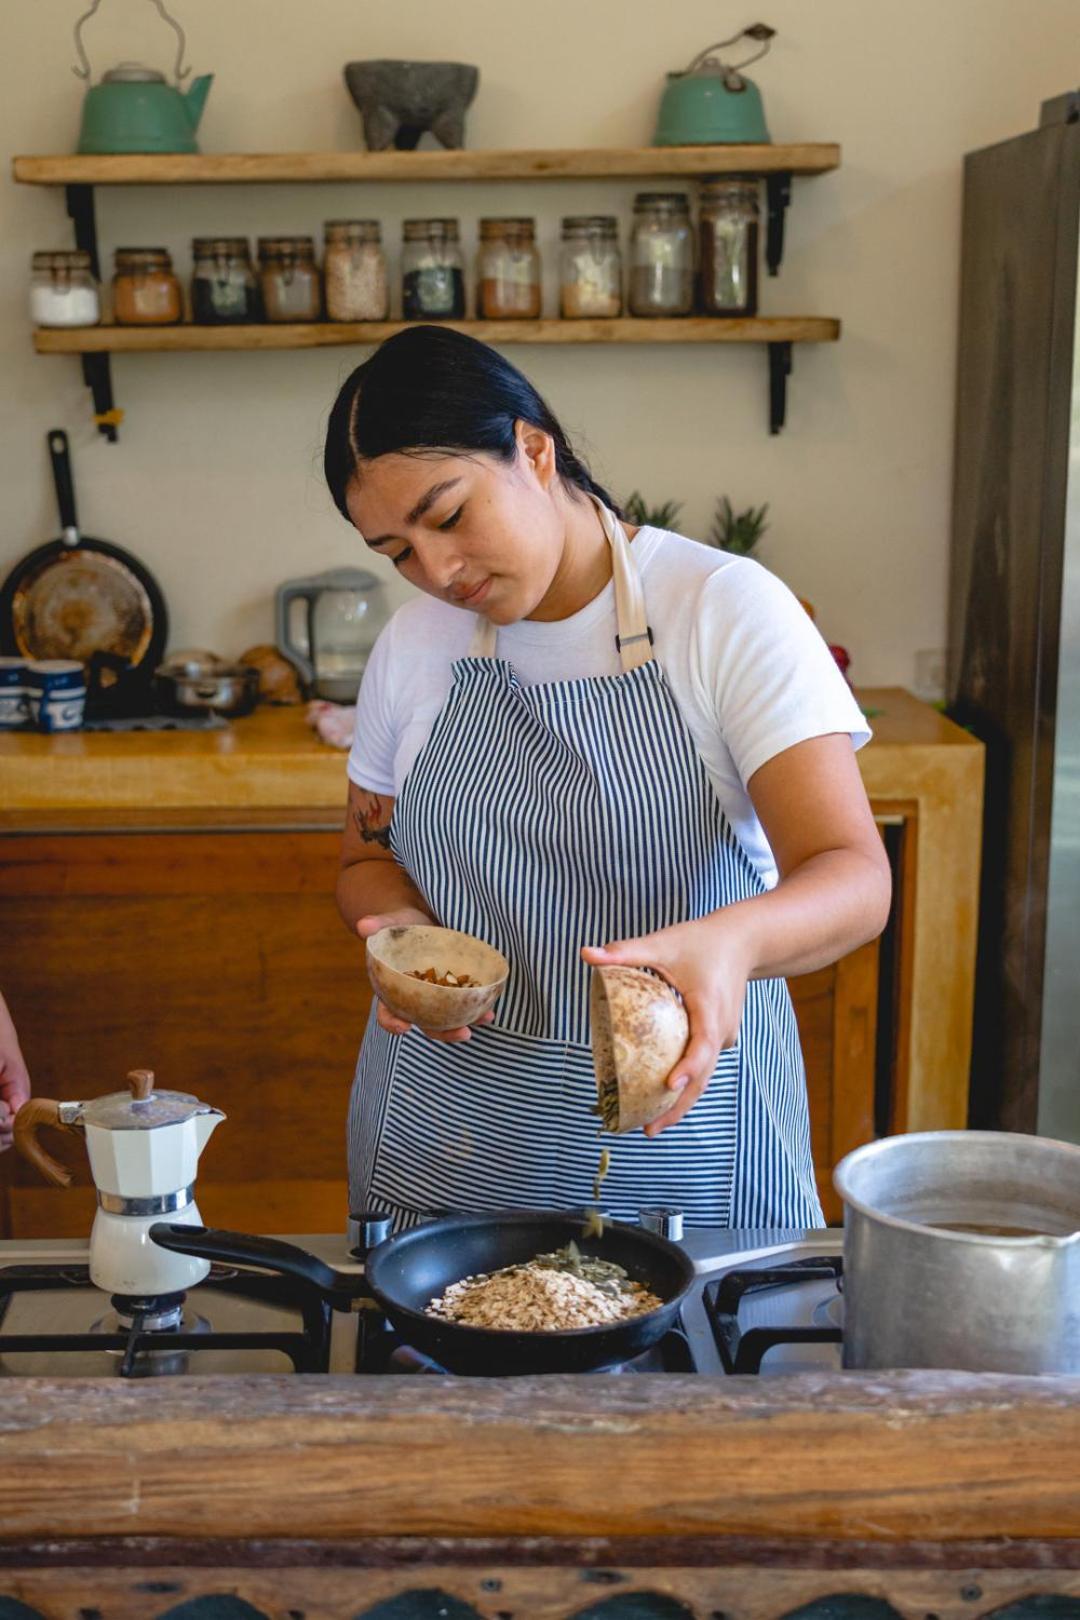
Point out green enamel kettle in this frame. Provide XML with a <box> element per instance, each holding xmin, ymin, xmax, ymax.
<box><xmin>73</xmin><ymin>0</ymin><xmax>213</xmax><ymax>155</ymax></box>
<box><xmin>653</xmin><ymin>23</ymin><xmax>775</xmax><ymax>146</ymax></box>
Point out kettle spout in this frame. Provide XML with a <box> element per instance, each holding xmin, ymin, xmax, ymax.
<box><xmin>194</xmin><ymin>1106</ymin><xmax>225</xmax><ymax>1155</ymax></box>
<box><xmin>183</xmin><ymin>73</ymin><xmax>213</xmax><ymax>129</ymax></box>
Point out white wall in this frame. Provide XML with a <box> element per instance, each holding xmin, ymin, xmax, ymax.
<box><xmin>2</xmin><ymin>0</ymin><xmax>1076</xmax><ymax>686</ymax></box>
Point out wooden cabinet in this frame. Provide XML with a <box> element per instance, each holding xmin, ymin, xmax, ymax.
<box><xmin>0</xmin><ymin>823</ymin><xmax>369</xmax><ymax>1239</ymax></box>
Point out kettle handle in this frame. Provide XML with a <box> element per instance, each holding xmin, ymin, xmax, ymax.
<box><xmin>13</xmin><ymin>1099</ymin><xmax>80</xmax><ymax>1189</ymax></box>
<box><xmin>72</xmin><ymin>0</ymin><xmax>191</xmax><ymax>83</ymax></box>
<box><xmin>275</xmin><ymin>586</ymin><xmax>316</xmax><ymax>689</ymax></box>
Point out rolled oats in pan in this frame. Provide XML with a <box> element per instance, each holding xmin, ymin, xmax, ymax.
<box><xmin>426</xmin><ymin>1241</ymin><xmax>663</xmax><ymax>1332</ymax></box>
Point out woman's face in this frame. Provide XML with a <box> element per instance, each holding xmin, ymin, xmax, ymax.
<box><xmin>345</xmin><ymin>423</ymin><xmax>568</xmax><ymax>625</ymax></box>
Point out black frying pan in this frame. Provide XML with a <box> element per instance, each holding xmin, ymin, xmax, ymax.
<box><xmin>0</xmin><ymin>430</ymin><xmax>168</xmax><ymax>715</ymax></box>
<box><xmin>150</xmin><ymin>1211</ymin><xmax>695</xmax><ymax>1376</ymax></box>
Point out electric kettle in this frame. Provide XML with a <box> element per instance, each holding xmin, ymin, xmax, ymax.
<box><xmin>73</xmin><ymin>0</ymin><xmax>213</xmax><ymax>155</ymax></box>
<box><xmin>14</xmin><ymin>1069</ymin><xmax>224</xmax><ymax>1297</ymax></box>
<box><xmin>276</xmin><ymin>567</ymin><xmax>389</xmax><ymax>703</ymax></box>
<box><xmin>653</xmin><ymin>23</ymin><xmax>775</xmax><ymax>146</ymax></box>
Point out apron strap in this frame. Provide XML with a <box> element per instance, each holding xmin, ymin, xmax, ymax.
<box><xmin>468</xmin><ymin>496</ymin><xmax>653</xmax><ymax>672</ymax></box>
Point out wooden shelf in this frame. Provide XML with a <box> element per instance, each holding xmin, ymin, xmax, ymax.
<box><xmin>12</xmin><ymin>144</ymin><xmax>840</xmax><ymax>187</ymax></box>
<box><xmin>33</xmin><ymin>316</ymin><xmax>841</xmax><ymax>354</ymax></box>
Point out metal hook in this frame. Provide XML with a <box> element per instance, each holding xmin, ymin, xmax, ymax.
<box><xmin>71</xmin><ymin>0</ymin><xmax>104</xmax><ymax>81</ymax></box>
<box><xmin>146</xmin><ymin>0</ymin><xmax>190</xmax><ymax>82</ymax></box>
<box><xmin>685</xmin><ymin>22</ymin><xmax>776</xmax><ymax>82</ymax></box>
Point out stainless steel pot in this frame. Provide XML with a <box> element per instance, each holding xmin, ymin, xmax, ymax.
<box><xmin>154</xmin><ymin>656</ymin><xmax>259</xmax><ymax>718</ymax></box>
<box><xmin>834</xmin><ymin>1130</ymin><xmax>1080</xmax><ymax>1374</ymax></box>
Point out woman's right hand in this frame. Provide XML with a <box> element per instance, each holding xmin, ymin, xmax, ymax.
<box><xmin>356</xmin><ymin>910</ymin><xmax>494</xmax><ymax>1045</ymax></box>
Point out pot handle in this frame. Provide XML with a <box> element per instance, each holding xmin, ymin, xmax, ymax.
<box><xmin>148</xmin><ymin>1223</ymin><xmax>369</xmax><ymax>1302</ymax></box>
<box><xmin>13</xmin><ymin>1098</ymin><xmax>81</xmax><ymax>1188</ymax></box>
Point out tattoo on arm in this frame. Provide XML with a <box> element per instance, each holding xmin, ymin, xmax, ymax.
<box><xmin>352</xmin><ymin>794</ymin><xmax>393</xmax><ymax>850</ymax></box>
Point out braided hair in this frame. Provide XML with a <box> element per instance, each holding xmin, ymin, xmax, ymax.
<box><xmin>324</xmin><ymin>325</ymin><xmax>623</xmax><ymax>522</ymax></box>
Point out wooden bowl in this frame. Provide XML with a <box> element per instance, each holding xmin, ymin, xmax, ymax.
<box><xmin>590</xmin><ymin>966</ymin><xmax>689</xmax><ymax>1133</ymax></box>
<box><xmin>366</xmin><ymin>925</ymin><xmax>509</xmax><ymax>1032</ymax></box>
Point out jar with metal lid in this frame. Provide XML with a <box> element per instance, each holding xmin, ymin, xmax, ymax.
<box><xmin>559</xmin><ymin>216</ymin><xmax>622</xmax><ymax>319</ymax></box>
<box><xmin>402</xmin><ymin>220</ymin><xmax>466</xmax><ymax>320</ymax></box>
<box><xmin>698</xmin><ymin>179</ymin><xmax>760</xmax><ymax>316</ymax></box>
<box><xmin>324</xmin><ymin>220</ymin><xmax>389</xmax><ymax>322</ymax></box>
<box><xmin>191</xmin><ymin>237</ymin><xmax>260</xmax><ymax>324</ymax></box>
<box><xmin>628</xmin><ymin>193</ymin><xmax>694</xmax><ymax>317</ymax></box>
<box><xmin>477</xmin><ymin>218</ymin><xmax>541</xmax><ymax>320</ymax></box>
<box><xmin>257</xmin><ymin>236</ymin><xmax>322</xmax><ymax>323</ymax></box>
<box><xmin>112</xmin><ymin>247</ymin><xmax>182</xmax><ymax>325</ymax></box>
<box><xmin>30</xmin><ymin>250</ymin><xmax>101</xmax><ymax>327</ymax></box>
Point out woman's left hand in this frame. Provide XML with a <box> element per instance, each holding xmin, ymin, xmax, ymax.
<box><xmin>581</xmin><ymin>913</ymin><xmax>753</xmax><ymax>1137</ymax></box>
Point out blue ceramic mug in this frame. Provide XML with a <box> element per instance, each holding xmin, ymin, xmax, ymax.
<box><xmin>26</xmin><ymin>660</ymin><xmax>86</xmax><ymax>733</ymax></box>
<box><xmin>0</xmin><ymin>657</ymin><xmax>29</xmax><ymax>730</ymax></box>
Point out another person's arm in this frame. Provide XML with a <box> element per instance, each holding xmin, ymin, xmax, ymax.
<box><xmin>0</xmin><ymin>993</ymin><xmax>31</xmax><ymax>1152</ymax></box>
<box><xmin>337</xmin><ymin>782</ymin><xmax>488</xmax><ymax>1044</ymax></box>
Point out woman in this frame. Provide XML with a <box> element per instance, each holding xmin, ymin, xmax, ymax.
<box><xmin>325</xmin><ymin>326</ymin><xmax>891</xmax><ymax>1230</ymax></box>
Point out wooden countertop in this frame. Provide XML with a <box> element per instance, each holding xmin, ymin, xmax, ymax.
<box><xmin>0</xmin><ymin>688</ymin><xmax>979</xmax><ymax>826</ymax></box>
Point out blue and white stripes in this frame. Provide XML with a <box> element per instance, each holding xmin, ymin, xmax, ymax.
<box><xmin>348</xmin><ymin>649</ymin><xmax>823</xmax><ymax>1232</ymax></box>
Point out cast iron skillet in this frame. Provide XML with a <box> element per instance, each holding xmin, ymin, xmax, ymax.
<box><xmin>0</xmin><ymin>430</ymin><xmax>168</xmax><ymax>714</ymax></box>
<box><xmin>150</xmin><ymin>1211</ymin><xmax>695</xmax><ymax>1376</ymax></box>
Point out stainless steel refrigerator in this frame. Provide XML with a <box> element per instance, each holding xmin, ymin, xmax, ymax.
<box><xmin>948</xmin><ymin>91</ymin><xmax>1080</xmax><ymax>1144</ymax></box>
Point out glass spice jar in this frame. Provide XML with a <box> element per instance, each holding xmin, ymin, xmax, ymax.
<box><xmin>324</xmin><ymin>220</ymin><xmax>388</xmax><ymax>322</ymax></box>
<box><xmin>698</xmin><ymin>179</ymin><xmax>760</xmax><ymax>317</ymax></box>
<box><xmin>559</xmin><ymin>216</ymin><xmax>622</xmax><ymax>319</ymax></box>
<box><xmin>402</xmin><ymin>219</ymin><xmax>466</xmax><ymax>320</ymax></box>
<box><xmin>30</xmin><ymin>250</ymin><xmax>101</xmax><ymax>327</ymax></box>
<box><xmin>112</xmin><ymin>247</ymin><xmax>183</xmax><ymax>325</ymax></box>
<box><xmin>628</xmin><ymin>193</ymin><xmax>694</xmax><ymax>318</ymax></box>
<box><xmin>477</xmin><ymin>218</ymin><xmax>541</xmax><ymax>320</ymax></box>
<box><xmin>191</xmin><ymin>237</ymin><xmax>261</xmax><ymax>324</ymax></box>
<box><xmin>257</xmin><ymin>236</ymin><xmax>322</xmax><ymax>323</ymax></box>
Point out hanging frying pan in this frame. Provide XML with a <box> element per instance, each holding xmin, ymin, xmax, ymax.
<box><xmin>0</xmin><ymin>430</ymin><xmax>168</xmax><ymax>715</ymax></box>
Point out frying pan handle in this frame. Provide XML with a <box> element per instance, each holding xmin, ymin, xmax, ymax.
<box><xmin>148</xmin><ymin>1222</ymin><xmax>369</xmax><ymax>1302</ymax></box>
<box><xmin>48</xmin><ymin>430</ymin><xmax>80</xmax><ymax>546</ymax></box>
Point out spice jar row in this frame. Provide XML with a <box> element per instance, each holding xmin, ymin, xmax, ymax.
<box><xmin>29</xmin><ymin>182</ymin><xmax>762</xmax><ymax>328</ymax></box>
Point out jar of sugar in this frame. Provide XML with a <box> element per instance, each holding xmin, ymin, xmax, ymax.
<box><xmin>30</xmin><ymin>250</ymin><xmax>101</xmax><ymax>327</ymax></box>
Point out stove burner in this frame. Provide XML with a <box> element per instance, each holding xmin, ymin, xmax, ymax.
<box><xmin>705</xmin><ymin>1255</ymin><xmax>844</xmax><ymax>1374</ymax></box>
<box><xmin>109</xmin><ymin>1291</ymin><xmax>188</xmax><ymax>1333</ymax></box>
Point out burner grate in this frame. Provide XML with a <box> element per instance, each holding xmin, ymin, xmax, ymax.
<box><xmin>704</xmin><ymin>1255</ymin><xmax>844</xmax><ymax>1374</ymax></box>
<box><xmin>0</xmin><ymin>1262</ymin><xmax>337</xmax><ymax>1376</ymax></box>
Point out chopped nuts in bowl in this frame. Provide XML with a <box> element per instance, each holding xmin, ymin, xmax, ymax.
<box><xmin>366</xmin><ymin>924</ymin><xmax>509</xmax><ymax>1032</ymax></box>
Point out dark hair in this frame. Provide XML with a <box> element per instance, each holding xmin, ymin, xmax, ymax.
<box><xmin>323</xmin><ymin>324</ymin><xmax>623</xmax><ymax>522</ymax></box>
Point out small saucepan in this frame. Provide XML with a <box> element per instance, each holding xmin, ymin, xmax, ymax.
<box><xmin>154</xmin><ymin>651</ymin><xmax>260</xmax><ymax>718</ymax></box>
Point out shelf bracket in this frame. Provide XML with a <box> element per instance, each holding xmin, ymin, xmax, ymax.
<box><xmin>81</xmin><ymin>353</ymin><xmax>121</xmax><ymax>443</ymax></box>
<box><xmin>765</xmin><ymin>171</ymin><xmax>793</xmax><ymax>277</ymax></box>
<box><xmin>65</xmin><ymin>182</ymin><xmax>101</xmax><ymax>279</ymax></box>
<box><xmin>767</xmin><ymin>341</ymin><xmax>792</xmax><ymax>434</ymax></box>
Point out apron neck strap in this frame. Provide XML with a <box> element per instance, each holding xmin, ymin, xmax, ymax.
<box><xmin>468</xmin><ymin>496</ymin><xmax>653</xmax><ymax>672</ymax></box>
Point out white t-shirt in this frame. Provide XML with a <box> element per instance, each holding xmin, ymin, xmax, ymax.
<box><xmin>347</xmin><ymin>527</ymin><xmax>871</xmax><ymax>889</ymax></box>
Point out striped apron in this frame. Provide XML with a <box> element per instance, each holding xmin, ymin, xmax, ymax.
<box><xmin>348</xmin><ymin>501</ymin><xmax>823</xmax><ymax>1231</ymax></box>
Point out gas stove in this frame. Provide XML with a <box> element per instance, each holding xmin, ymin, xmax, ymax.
<box><xmin>0</xmin><ymin>1226</ymin><xmax>845</xmax><ymax>1379</ymax></box>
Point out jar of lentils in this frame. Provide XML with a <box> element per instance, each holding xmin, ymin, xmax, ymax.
<box><xmin>698</xmin><ymin>179</ymin><xmax>760</xmax><ymax>317</ymax></box>
<box><xmin>402</xmin><ymin>219</ymin><xmax>466</xmax><ymax>319</ymax></box>
<box><xmin>258</xmin><ymin>236</ymin><xmax>322</xmax><ymax>323</ymax></box>
<box><xmin>559</xmin><ymin>216</ymin><xmax>622</xmax><ymax>319</ymax></box>
<box><xmin>30</xmin><ymin>250</ymin><xmax>101</xmax><ymax>327</ymax></box>
<box><xmin>628</xmin><ymin>193</ymin><xmax>694</xmax><ymax>317</ymax></box>
<box><xmin>477</xmin><ymin>218</ymin><xmax>541</xmax><ymax>319</ymax></box>
<box><xmin>112</xmin><ymin>248</ymin><xmax>183</xmax><ymax>325</ymax></box>
<box><xmin>324</xmin><ymin>220</ymin><xmax>388</xmax><ymax>322</ymax></box>
<box><xmin>191</xmin><ymin>237</ymin><xmax>260</xmax><ymax>324</ymax></box>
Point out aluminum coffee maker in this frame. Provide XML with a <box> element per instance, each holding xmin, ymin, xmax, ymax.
<box><xmin>14</xmin><ymin>1069</ymin><xmax>224</xmax><ymax>1297</ymax></box>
